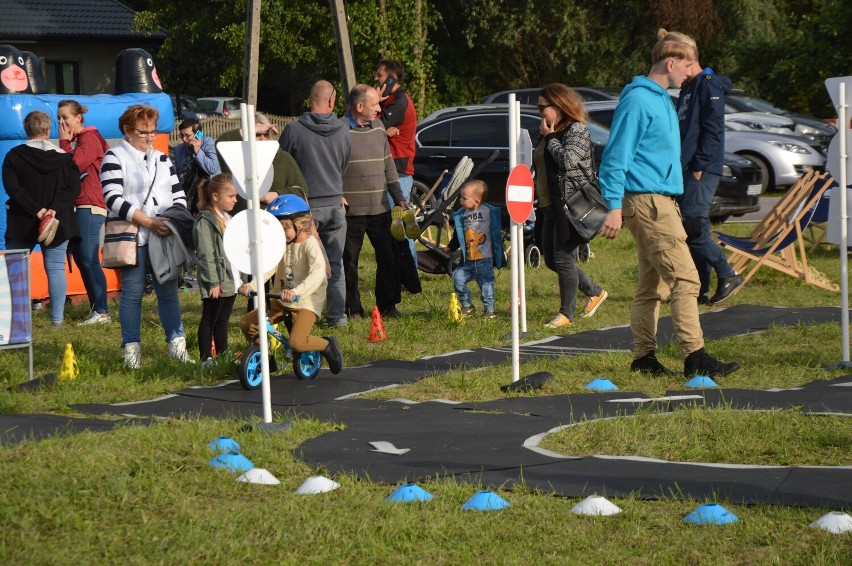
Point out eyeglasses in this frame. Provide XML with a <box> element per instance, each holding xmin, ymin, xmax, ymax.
<box><xmin>255</xmin><ymin>131</ymin><xmax>272</xmax><ymax>139</ymax></box>
<box><xmin>179</xmin><ymin>132</ymin><xmax>195</xmax><ymax>140</ymax></box>
<box><xmin>134</xmin><ymin>128</ymin><xmax>157</xmax><ymax>137</ymax></box>
<box><xmin>537</xmin><ymin>104</ymin><xmax>554</xmax><ymax>113</ymax></box>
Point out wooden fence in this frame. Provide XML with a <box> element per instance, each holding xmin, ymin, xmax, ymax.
<box><xmin>167</xmin><ymin>114</ymin><xmax>299</xmax><ymax>147</ymax></box>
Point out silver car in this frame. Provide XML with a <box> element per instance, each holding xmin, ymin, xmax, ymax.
<box><xmin>724</xmin><ymin>125</ymin><xmax>825</xmax><ymax>193</ymax></box>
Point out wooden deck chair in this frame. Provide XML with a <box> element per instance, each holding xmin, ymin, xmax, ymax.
<box><xmin>713</xmin><ymin>170</ymin><xmax>824</xmax><ymax>273</ymax></box>
<box><xmin>804</xmin><ymin>178</ymin><xmax>834</xmax><ymax>252</ymax></box>
<box><xmin>714</xmin><ymin>173</ymin><xmax>838</xmax><ymax>292</ymax></box>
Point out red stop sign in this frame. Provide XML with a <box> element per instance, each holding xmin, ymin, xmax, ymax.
<box><xmin>505</xmin><ymin>164</ymin><xmax>534</xmax><ymax>224</ymax></box>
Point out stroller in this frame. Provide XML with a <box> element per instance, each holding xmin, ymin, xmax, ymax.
<box><xmin>411</xmin><ymin>152</ymin><xmax>542</xmax><ymax>275</ymax></box>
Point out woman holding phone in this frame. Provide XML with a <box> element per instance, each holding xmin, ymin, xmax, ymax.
<box><xmin>534</xmin><ymin>83</ymin><xmax>608</xmax><ymax>329</ymax></box>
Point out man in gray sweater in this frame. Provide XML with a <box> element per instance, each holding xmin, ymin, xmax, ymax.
<box><xmin>341</xmin><ymin>84</ymin><xmax>410</xmax><ymax>319</ymax></box>
<box><xmin>280</xmin><ymin>80</ymin><xmax>352</xmax><ymax>327</ymax></box>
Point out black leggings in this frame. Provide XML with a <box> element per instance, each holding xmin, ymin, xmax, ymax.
<box><xmin>198</xmin><ymin>295</ymin><xmax>236</xmax><ymax>359</ymax></box>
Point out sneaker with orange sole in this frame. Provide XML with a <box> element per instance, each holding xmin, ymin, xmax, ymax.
<box><xmin>581</xmin><ymin>289</ymin><xmax>608</xmax><ymax>318</ymax></box>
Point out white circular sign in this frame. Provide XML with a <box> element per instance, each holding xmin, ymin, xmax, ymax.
<box><xmin>223</xmin><ymin>210</ymin><xmax>286</xmax><ymax>276</ymax></box>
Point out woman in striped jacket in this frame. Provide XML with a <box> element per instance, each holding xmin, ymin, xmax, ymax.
<box><xmin>100</xmin><ymin>104</ymin><xmax>192</xmax><ymax>370</ymax></box>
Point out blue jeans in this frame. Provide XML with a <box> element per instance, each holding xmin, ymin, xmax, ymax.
<box><xmin>540</xmin><ymin>207</ymin><xmax>601</xmax><ymax>320</ymax></box>
<box><xmin>311</xmin><ymin>205</ymin><xmax>347</xmax><ymax>324</ymax></box>
<box><xmin>72</xmin><ymin>208</ymin><xmax>109</xmax><ymax>314</ymax></box>
<box><xmin>453</xmin><ymin>259</ymin><xmax>495</xmax><ymax>313</ymax></box>
<box><xmin>387</xmin><ymin>175</ymin><xmax>417</xmax><ymax>266</ymax></box>
<box><xmin>118</xmin><ymin>244</ymin><xmax>185</xmax><ymax>346</ymax></box>
<box><xmin>7</xmin><ymin>238</ymin><xmax>68</xmax><ymax>324</ymax></box>
<box><xmin>678</xmin><ymin>172</ymin><xmax>735</xmax><ymax>296</ymax></box>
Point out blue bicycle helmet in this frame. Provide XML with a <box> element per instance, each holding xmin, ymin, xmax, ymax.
<box><xmin>266</xmin><ymin>194</ymin><xmax>310</xmax><ymax>218</ymax></box>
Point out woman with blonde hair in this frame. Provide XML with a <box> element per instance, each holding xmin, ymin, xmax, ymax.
<box><xmin>535</xmin><ymin>83</ymin><xmax>607</xmax><ymax>329</ymax></box>
<box><xmin>58</xmin><ymin>99</ymin><xmax>112</xmax><ymax>325</ymax></box>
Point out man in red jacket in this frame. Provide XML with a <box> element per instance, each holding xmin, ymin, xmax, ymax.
<box><xmin>375</xmin><ymin>59</ymin><xmax>419</xmax><ymax>269</ymax></box>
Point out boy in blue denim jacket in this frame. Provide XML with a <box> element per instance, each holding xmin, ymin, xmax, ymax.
<box><xmin>447</xmin><ymin>180</ymin><xmax>505</xmax><ymax>318</ymax></box>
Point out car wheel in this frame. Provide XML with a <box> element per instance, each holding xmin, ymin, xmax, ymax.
<box><xmin>740</xmin><ymin>153</ymin><xmax>774</xmax><ymax>194</ymax></box>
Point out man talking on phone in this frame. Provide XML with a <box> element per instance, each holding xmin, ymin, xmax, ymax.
<box><xmin>175</xmin><ymin>118</ymin><xmax>221</xmax><ymax>214</ymax></box>
<box><xmin>375</xmin><ymin>59</ymin><xmax>422</xmax><ymax>289</ymax></box>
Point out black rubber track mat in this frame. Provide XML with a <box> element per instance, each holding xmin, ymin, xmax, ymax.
<box><xmin>8</xmin><ymin>305</ymin><xmax>852</xmax><ymax>506</ymax></box>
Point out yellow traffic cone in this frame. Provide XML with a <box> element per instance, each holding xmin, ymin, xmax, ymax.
<box><xmin>448</xmin><ymin>292</ymin><xmax>464</xmax><ymax>324</ymax></box>
<box><xmin>59</xmin><ymin>343</ymin><xmax>79</xmax><ymax>381</ymax></box>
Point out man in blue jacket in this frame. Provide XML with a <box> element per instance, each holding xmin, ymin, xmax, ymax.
<box><xmin>677</xmin><ymin>51</ymin><xmax>744</xmax><ymax>305</ymax></box>
<box><xmin>598</xmin><ymin>29</ymin><xmax>740</xmax><ymax>379</ymax></box>
<box><xmin>174</xmin><ymin>119</ymin><xmax>221</xmax><ymax>215</ymax></box>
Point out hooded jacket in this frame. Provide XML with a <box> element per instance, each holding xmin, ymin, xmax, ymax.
<box><xmin>599</xmin><ymin>76</ymin><xmax>684</xmax><ymax>210</ymax></box>
<box><xmin>3</xmin><ymin>141</ymin><xmax>81</xmax><ymax>246</ymax></box>
<box><xmin>279</xmin><ymin>112</ymin><xmax>351</xmax><ymax>209</ymax></box>
<box><xmin>193</xmin><ymin>210</ymin><xmax>236</xmax><ymax>299</ymax></box>
<box><xmin>677</xmin><ymin>67</ymin><xmax>731</xmax><ymax>176</ymax></box>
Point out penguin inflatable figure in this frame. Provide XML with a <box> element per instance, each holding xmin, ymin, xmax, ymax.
<box><xmin>0</xmin><ymin>44</ymin><xmax>32</xmax><ymax>94</ymax></box>
<box><xmin>115</xmin><ymin>48</ymin><xmax>163</xmax><ymax>94</ymax></box>
<box><xmin>21</xmin><ymin>51</ymin><xmax>48</xmax><ymax>94</ymax></box>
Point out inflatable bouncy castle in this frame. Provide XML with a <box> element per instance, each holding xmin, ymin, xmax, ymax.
<box><xmin>0</xmin><ymin>46</ymin><xmax>174</xmax><ymax>303</ymax></box>
<box><xmin>0</xmin><ymin>45</ymin><xmax>174</xmax><ymax>249</ymax></box>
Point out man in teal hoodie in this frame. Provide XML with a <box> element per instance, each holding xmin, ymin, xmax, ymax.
<box><xmin>599</xmin><ymin>29</ymin><xmax>740</xmax><ymax>379</ymax></box>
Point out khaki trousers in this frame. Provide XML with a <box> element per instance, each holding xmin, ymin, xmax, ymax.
<box><xmin>623</xmin><ymin>193</ymin><xmax>704</xmax><ymax>357</ymax></box>
<box><xmin>240</xmin><ymin>299</ymin><xmax>328</xmax><ymax>353</ymax></box>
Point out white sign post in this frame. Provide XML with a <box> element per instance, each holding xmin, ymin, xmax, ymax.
<box><xmin>219</xmin><ymin>104</ymin><xmax>286</xmax><ymax>427</ymax></box>
<box><xmin>825</xmin><ymin>76</ymin><xmax>852</xmax><ymax>368</ymax></box>
<box><xmin>505</xmin><ymin>164</ymin><xmax>535</xmax><ymax>383</ymax></box>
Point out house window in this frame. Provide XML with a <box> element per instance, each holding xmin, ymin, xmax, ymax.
<box><xmin>46</xmin><ymin>61</ymin><xmax>80</xmax><ymax>94</ymax></box>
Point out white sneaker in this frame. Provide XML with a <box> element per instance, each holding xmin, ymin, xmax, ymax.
<box><xmin>169</xmin><ymin>336</ymin><xmax>195</xmax><ymax>364</ymax></box>
<box><xmin>124</xmin><ymin>342</ymin><xmax>141</xmax><ymax>370</ymax></box>
<box><xmin>201</xmin><ymin>357</ymin><xmax>216</xmax><ymax>369</ymax></box>
<box><xmin>79</xmin><ymin>312</ymin><xmax>111</xmax><ymax>326</ymax></box>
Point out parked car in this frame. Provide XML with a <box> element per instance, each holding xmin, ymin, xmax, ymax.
<box><xmin>413</xmin><ymin>104</ymin><xmax>759</xmax><ymax>223</ymax></box>
<box><xmin>665</xmin><ymin>88</ymin><xmax>799</xmax><ymax>136</ymax></box>
<box><xmin>197</xmin><ymin>96</ymin><xmax>243</xmax><ymax>119</ymax></box>
<box><xmin>724</xmin><ymin>92</ymin><xmax>836</xmax><ymax>153</ymax></box>
<box><xmin>169</xmin><ymin>94</ymin><xmax>209</xmax><ymax>121</ymax></box>
<box><xmin>586</xmin><ymin>100</ymin><xmax>823</xmax><ymax>195</ymax></box>
<box><xmin>723</xmin><ymin>125</ymin><xmax>826</xmax><ymax>193</ymax></box>
<box><xmin>482</xmin><ymin>87</ymin><xmax>617</xmax><ymax>106</ymax></box>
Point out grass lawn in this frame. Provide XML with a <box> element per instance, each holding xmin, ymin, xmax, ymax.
<box><xmin>2</xmin><ymin>221</ymin><xmax>852</xmax><ymax>563</ymax></box>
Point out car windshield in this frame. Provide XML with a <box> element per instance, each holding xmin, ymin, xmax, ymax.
<box><xmin>182</xmin><ymin>97</ymin><xmax>204</xmax><ymax>111</ymax></box>
<box><xmin>728</xmin><ymin>95</ymin><xmax>785</xmax><ymax>115</ymax></box>
<box><xmin>198</xmin><ymin>100</ymin><xmax>218</xmax><ymax>112</ymax></box>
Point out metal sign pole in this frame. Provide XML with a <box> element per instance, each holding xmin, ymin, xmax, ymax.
<box><xmin>240</xmin><ymin>103</ymin><xmax>273</xmax><ymax>423</ymax></box>
<box><xmin>508</xmin><ymin>94</ymin><xmax>520</xmax><ymax>383</ymax></box>
<box><xmin>515</xmin><ymin>99</ymin><xmax>528</xmax><ymax>334</ymax></box>
<box><xmin>839</xmin><ymin>81</ymin><xmax>849</xmax><ymax>362</ymax></box>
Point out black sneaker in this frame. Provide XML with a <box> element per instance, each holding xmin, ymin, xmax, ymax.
<box><xmin>381</xmin><ymin>307</ymin><xmax>404</xmax><ymax>319</ymax></box>
<box><xmin>683</xmin><ymin>348</ymin><xmax>741</xmax><ymax>378</ymax></box>
<box><xmin>630</xmin><ymin>351</ymin><xmax>675</xmax><ymax>376</ymax></box>
<box><xmin>709</xmin><ymin>274</ymin><xmax>745</xmax><ymax>304</ymax></box>
<box><xmin>698</xmin><ymin>294</ymin><xmax>710</xmax><ymax>305</ymax></box>
<box><xmin>322</xmin><ymin>336</ymin><xmax>344</xmax><ymax>375</ymax></box>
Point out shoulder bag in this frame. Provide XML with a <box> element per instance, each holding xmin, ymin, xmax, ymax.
<box><xmin>562</xmin><ymin>154</ymin><xmax>608</xmax><ymax>243</ymax></box>
<box><xmin>102</xmin><ymin>162</ymin><xmax>157</xmax><ymax>268</ymax></box>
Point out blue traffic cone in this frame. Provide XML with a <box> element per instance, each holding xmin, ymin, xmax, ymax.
<box><xmin>386</xmin><ymin>483</ymin><xmax>434</xmax><ymax>503</ymax></box>
<box><xmin>462</xmin><ymin>490</ymin><xmax>510</xmax><ymax>511</ymax></box>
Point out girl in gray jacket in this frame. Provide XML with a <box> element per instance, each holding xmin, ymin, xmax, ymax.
<box><xmin>193</xmin><ymin>173</ymin><xmax>239</xmax><ymax>367</ymax></box>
